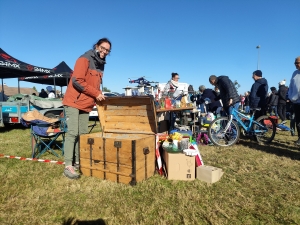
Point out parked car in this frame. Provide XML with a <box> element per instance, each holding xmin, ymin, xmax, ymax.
<box><xmin>89</xmin><ymin>92</ymin><xmax>119</xmax><ymax>118</ymax></box>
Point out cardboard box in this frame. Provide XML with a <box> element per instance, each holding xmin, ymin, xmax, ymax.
<box><xmin>163</xmin><ymin>150</ymin><xmax>195</xmax><ymax>181</ymax></box>
<box><xmin>196</xmin><ymin>165</ymin><xmax>224</xmax><ymax>183</ymax></box>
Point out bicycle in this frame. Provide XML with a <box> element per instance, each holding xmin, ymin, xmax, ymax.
<box><xmin>208</xmin><ymin>107</ymin><xmax>276</xmax><ymax>147</ymax></box>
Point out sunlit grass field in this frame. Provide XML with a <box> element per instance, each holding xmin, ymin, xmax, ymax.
<box><xmin>0</xmin><ymin>120</ymin><xmax>300</xmax><ymax>224</ymax></box>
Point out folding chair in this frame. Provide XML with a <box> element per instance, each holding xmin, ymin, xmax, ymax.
<box><xmin>30</xmin><ymin>117</ymin><xmax>67</xmax><ymax>158</ymax></box>
<box><xmin>88</xmin><ymin>117</ymin><xmax>97</xmax><ymax>133</ymax></box>
<box><xmin>21</xmin><ymin>110</ymin><xmax>67</xmax><ymax>158</ymax></box>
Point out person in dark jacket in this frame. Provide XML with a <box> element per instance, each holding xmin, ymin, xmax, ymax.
<box><xmin>196</xmin><ymin>85</ymin><xmax>222</xmax><ymax>114</ymax></box>
<box><xmin>39</xmin><ymin>89</ymin><xmax>48</xmax><ymax>98</ymax></box>
<box><xmin>250</xmin><ymin>70</ymin><xmax>268</xmax><ymax>119</ymax></box>
<box><xmin>209</xmin><ymin>75</ymin><xmax>240</xmax><ymax>115</ymax></box>
<box><xmin>277</xmin><ymin>80</ymin><xmax>288</xmax><ymax>124</ymax></box>
<box><xmin>268</xmin><ymin>87</ymin><xmax>278</xmax><ymax>117</ymax></box>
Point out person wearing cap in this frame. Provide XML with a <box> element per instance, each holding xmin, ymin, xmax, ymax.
<box><xmin>268</xmin><ymin>87</ymin><xmax>278</xmax><ymax>117</ymax></box>
<box><xmin>277</xmin><ymin>80</ymin><xmax>288</xmax><ymax>124</ymax></box>
<box><xmin>249</xmin><ymin>70</ymin><xmax>268</xmax><ymax>119</ymax></box>
<box><xmin>288</xmin><ymin>56</ymin><xmax>300</xmax><ymax>145</ymax></box>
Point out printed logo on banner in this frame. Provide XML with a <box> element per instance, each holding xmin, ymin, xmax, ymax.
<box><xmin>27</xmin><ymin>65</ymin><xmax>34</xmax><ymax>71</ymax></box>
<box><xmin>0</xmin><ymin>61</ymin><xmax>20</xmax><ymax>68</ymax></box>
<box><xmin>0</xmin><ymin>53</ymin><xmax>17</xmax><ymax>63</ymax></box>
<box><xmin>0</xmin><ymin>53</ymin><xmax>20</xmax><ymax>68</ymax></box>
<box><xmin>22</xmin><ymin>76</ymin><xmax>38</xmax><ymax>80</ymax></box>
<box><xmin>43</xmin><ymin>75</ymin><xmax>49</xmax><ymax>79</ymax></box>
<box><xmin>34</xmin><ymin>67</ymin><xmax>51</xmax><ymax>73</ymax></box>
<box><xmin>49</xmin><ymin>74</ymin><xmax>63</xmax><ymax>78</ymax></box>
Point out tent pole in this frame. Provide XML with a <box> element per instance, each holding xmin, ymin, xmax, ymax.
<box><xmin>1</xmin><ymin>79</ymin><xmax>3</xmax><ymax>101</ymax></box>
<box><xmin>18</xmin><ymin>78</ymin><xmax>20</xmax><ymax>94</ymax></box>
<box><xmin>53</xmin><ymin>77</ymin><xmax>56</xmax><ymax>97</ymax></box>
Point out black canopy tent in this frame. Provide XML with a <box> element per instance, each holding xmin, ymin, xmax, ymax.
<box><xmin>0</xmin><ymin>48</ymin><xmax>54</xmax><ymax>100</ymax></box>
<box><xmin>18</xmin><ymin>61</ymin><xmax>73</xmax><ymax>95</ymax></box>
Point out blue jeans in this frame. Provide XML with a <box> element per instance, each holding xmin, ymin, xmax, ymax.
<box><xmin>222</xmin><ymin>102</ymin><xmax>240</xmax><ymax>116</ymax></box>
<box><xmin>269</xmin><ymin>105</ymin><xmax>278</xmax><ymax>117</ymax></box>
<box><xmin>244</xmin><ymin>106</ymin><xmax>250</xmax><ymax>114</ymax></box>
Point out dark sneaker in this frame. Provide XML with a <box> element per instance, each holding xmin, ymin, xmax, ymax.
<box><xmin>296</xmin><ymin>138</ymin><xmax>300</xmax><ymax>146</ymax></box>
<box><xmin>291</xmin><ymin>128</ymin><xmax>295</xmax><ymax>136</ymax></box>
<box><xmin>63</xmin><ymin>165</ymin><xmax>80</xmax><ymax>179</ymax></box>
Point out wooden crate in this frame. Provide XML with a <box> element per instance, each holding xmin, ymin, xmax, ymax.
<box><xmin>79</xmin><ymin>96</ymin><xmax>157</xmax><ymax>185</ymax></box>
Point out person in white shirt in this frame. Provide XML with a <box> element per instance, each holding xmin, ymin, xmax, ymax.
<box><xmin>46</xmin><ymin>86</ymin><xmax>56</xmax><ymax>98</ymax></box>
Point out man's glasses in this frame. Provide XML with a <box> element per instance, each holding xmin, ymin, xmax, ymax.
<box><xmin>295</xmin><ymin>62</ymin><xmax>300</xmax><ymax>65</ymax></box>
<box><xmin>99</xmin><ymin>46</ymin><xmax>111</xmax><ymax>54</ymax></box>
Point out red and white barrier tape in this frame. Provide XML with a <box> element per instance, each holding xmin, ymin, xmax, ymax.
<box><xmin>0</xmin><ymin>154</ymin><xmax>65</xmax><ymax>165</ymax></box>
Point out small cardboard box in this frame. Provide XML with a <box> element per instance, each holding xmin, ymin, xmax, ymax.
<box><xmin>196</xmin><ymin>165</ymin><xmax>224</xmax><ymax>183</ymax></box>
<box><xmin>163</xmin><ymin>150</ymin><xmax>195</xmax><ymax>181</ymax></box>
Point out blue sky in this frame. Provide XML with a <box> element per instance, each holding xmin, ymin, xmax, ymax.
<box><xmin>1</xmin><ymin>0</ymin><xmax>299</xmax><ymax>95</ymax></box>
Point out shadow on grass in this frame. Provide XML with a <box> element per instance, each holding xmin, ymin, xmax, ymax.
<box><xmin>0</xmin><ymin>123</ymin><xmax>28</xmax><ymax>132</ymax></box>
<box><xmin>238</xmin><ymin>138</ymin><xmax>300</xmax><ymax>160</ymax></box>
<box><xmin>63</xmin><ymin>217</ymin><xmax>106</xmax><ymax>225</ymax></box>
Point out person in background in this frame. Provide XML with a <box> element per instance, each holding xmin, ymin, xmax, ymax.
<box><xmin>162</xmin><ymin>72</ymin><xmax>181</xmax><ymax>99</ymax></box>
<box><xmin>209</xmin><ymin>75</ymin><xmax>240</xmax><ymax>116</ymax></box>
<box><xmin>268</xmin><ymin>87</ymin><xmax>278</xmax><ymax>117</ymax></box>
<box><xmin>249</xmin><ymin>70</ymin><xmax>268</xmax><ymax>119</ymax></box>
<box><xmin>39</xmin><ymin>88</ymin><xmax>48</xmax><ymax>98</ymax></box>
<box><xmin>287</xmin><ymin>96</ymin><xmax>295</xmax><ymax>136</ymax></box>
<box><xmin>288</xmin><ymin>56</ymin><xmax>300</xmax><ymax>145</ymax></box>
<box><xmin>0</xmin><ymin>92</ymin><xmax>8</xmax><ymax>101</ymax></box>
<box><xmin>196</xmin><ymin>85</ymin><xmax>221</xmax><ymax>114</ymax></box>
<box><xmin>46</xmin><ymin>86</ymin><xmax>56</xmax><ymax>98</ymax></box>
<box><xmin>244</xmin><ymin>91</ymin><xmax>250</xmax><ymax>114</ymax></box>
<box><xmin>62</xmin><ymin>37</ymin><xmax>111</xmax><ymax>179</ymax></box>
<box><xmin>277</xmin><ymin>80</ymin><xmax>288</xmax><ymax>124</ymax></box>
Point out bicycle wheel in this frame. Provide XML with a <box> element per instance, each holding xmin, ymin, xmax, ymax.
<box><xmin>253</xmin><ymin>115</ymin><xmax>276</xmax><ymax>144</ymax></box>
<box><xmin>208</xmin><ymin>117</ymin><xmax>240</xmax><ymax>147</ymax></box>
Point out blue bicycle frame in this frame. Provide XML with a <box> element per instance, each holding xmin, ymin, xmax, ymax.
<box><xmin>225</xmin><ymin>108</ymin><xmax>268</xmax><ymax>134</ymax></box>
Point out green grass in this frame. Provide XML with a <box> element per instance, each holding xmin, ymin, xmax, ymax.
<box><xmin>0</xmin><ymin>120</ymin><xmax>300</xmax><ymax>224</ymax></box>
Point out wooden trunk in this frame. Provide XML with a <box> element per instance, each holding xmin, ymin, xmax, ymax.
<box><xmin>79</xmin><ymin>96</ymin><xmax>157</xmax><ymax>185</ymax></box>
